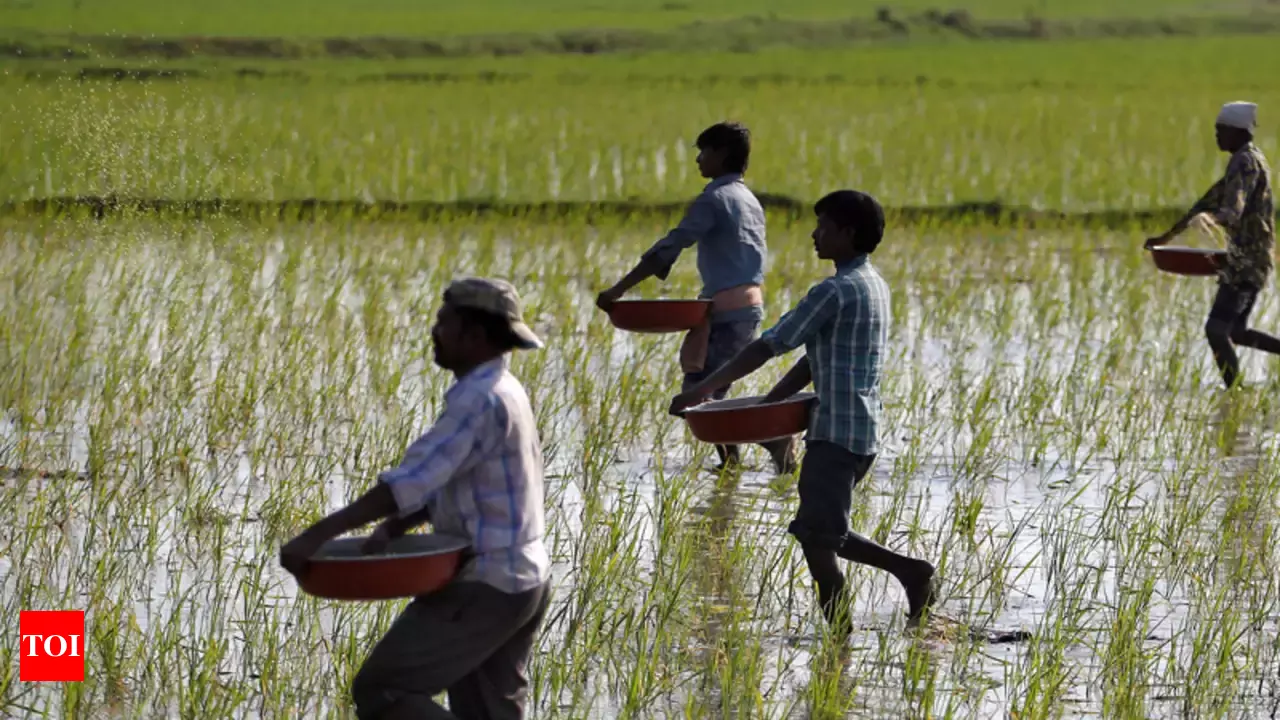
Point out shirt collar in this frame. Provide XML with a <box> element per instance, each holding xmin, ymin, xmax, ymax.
<box><xmin>835</xmin><ymin>254</ymin><xmax>869</xmax><ymax>273</ymax></box>
<box><xmin>1232</xmin><ymin>142</ymin><xmax>1257</xmax><ymax>159</ymax></box>
<box><xmin>704</xmin><ymin>173</ymin><xmax>744</xmax><ymax>191</ymax></box>
<box><xmin>446</xmin><ymin>356</ymin><xmax>507</xmax><ymax>398</ymax></box>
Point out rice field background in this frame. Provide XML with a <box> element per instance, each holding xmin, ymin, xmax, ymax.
<box><xmin>4</xmin><ymin>36</ymin><xmax>1279</xmax><ymax>211</ymax></box>
<box><xmin>4</xmin><ymin>1</ymin><xmax>1280</xmax><ymax>718</ymax></box>
<box><xmin>4</xmin><ymin>0</ymin><xmax>1275</xmax><ymax>38</ymax></box>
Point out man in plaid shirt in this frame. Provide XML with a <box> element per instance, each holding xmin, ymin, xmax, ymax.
<box><xmin>671</xmin><ymin>190</ymin><xmax>938</xmax><ymax>637</ymax></box>
<box><xmin>281</xmin><ymin>277</ymin><xmax>551</xmax><ymax>720</ymax></box>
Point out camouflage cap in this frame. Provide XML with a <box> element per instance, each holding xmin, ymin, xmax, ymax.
<box><xmin>444</xmin><ymin>276</ymin><xmax>544</xmax><ymax>350</ymax></box>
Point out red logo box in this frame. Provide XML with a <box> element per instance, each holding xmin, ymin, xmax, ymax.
<box><xmin>20</xmin><ymin>610</ymin><xmax>85</xmax><ymax>682</ymax></box>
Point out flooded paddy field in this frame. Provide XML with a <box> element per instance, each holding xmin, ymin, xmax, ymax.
<box><xmin>4</xmin><ymin>215</ymin><xmax>1280</xmax><ymax>718</ymax></box>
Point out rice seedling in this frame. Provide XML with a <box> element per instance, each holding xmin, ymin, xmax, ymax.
<box><xmin>2</xmin><ymin>202</ymin><xmax>1279</xmax><ymax>718</ymax></box>
<box><xmin>2</xmin><ymin>35</ymin><xmax>1277</xmax><ymax>211</ymax></box>
<box><xmin>4</xmin><ymin>10</ymin><xmax>1280</xmax><ymax>717</ymax></box>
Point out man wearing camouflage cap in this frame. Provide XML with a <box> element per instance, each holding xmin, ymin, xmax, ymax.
<box><xmin>281</xmin><ymin>276</ymin><xmax>551</xmax><ymax>720</ymax></box>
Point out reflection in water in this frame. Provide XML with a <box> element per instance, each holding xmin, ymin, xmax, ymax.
<box><xmin>1210</xmin><ymin>390</ymin><xmax>1273</xmax><ymax>592</ymax></box>
<box><xmin>791</xmin><ymin>639</ymin><xmax>858</xmax><ymax>719</ymax></box>
<box><xmin>687</xmin><ymin>466</ymin><xmax>741</xmax><ymax>714</ymax></box>
<box><xmin>686</xmin><ymin>463</ymin><xmax>873</xmax><ymax>718</ymax></box>
<box><xmin>1210</xmin><ymin>390</ymin><xmax>1256</xmax><ymax>460</ymax></box>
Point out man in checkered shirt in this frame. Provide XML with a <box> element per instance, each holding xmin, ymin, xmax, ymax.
<box><xmin>281</xmin><ymin>277</ymin><xmax>550</xmax><ymax>720</ymax></box>
<box><xmin>670</xmin><ymin>190</ymin><xmax>938</xmax><ymax>639</ymax></box>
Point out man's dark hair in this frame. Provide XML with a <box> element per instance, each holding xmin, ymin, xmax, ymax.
<box><xmin>449</xmin><ymin>303</ymin><xmax>520</xmax><ymax>352</ymax></box>
<box><xmin>696</xmin><ymin>122</ymin><xmax>751</xmax><ymax>174</ymax></box>
<box><xmin>814</xmin><ymin>190</ymin><xmax>886</xmax><ymax>254</ymax></box>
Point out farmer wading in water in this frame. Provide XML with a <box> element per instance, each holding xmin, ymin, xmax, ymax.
<box><xmin>670</xmin><ymin>190</ymin><xmax>938</xmax><ymax>638</ymax></box>
<box><xmin>597</xmin><ymin>121</ymin><xmax>798</xmax><ymax>475</ymax></box>
<box><xmin>1147</xmin><ymin>101</ymin><xmax>1278</xmax><ymax>389</ymax></box>
<box><xmin>280</xmin><ymin>277</ymin><xmax>551</xmax><ymax>720</ymax></box>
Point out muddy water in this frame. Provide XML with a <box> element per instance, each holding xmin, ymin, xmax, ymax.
<box><xmin>4</xmin><ymin>226</ymin><xmax>1280</xmax><ymax>718</ymax></box>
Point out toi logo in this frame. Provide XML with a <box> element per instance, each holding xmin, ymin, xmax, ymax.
<box><xmin>20</xmin><ymin>610</ymin><xmax>86</xmax><ymax>682</ymax></box>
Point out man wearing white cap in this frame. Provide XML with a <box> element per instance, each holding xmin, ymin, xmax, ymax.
<box><xmin>1147</xmin><ymin>101</ymin><xmax>1278</xmax><ymax>388</ymax></box>
<box><xmin>280</xmin><ymin>277</ymin><xmax>551</xmax><ymax>719</ymax></box>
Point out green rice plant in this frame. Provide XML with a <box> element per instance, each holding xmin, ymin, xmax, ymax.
<box><xmin>4</xmin><ymin>27</ymin><xmax>1280</xmax><ymax>713</ymax></box>
<box><xmin>2</xmin><ymin>35</ymin><xmax>1277</xmax><ymax>211</ymax></box>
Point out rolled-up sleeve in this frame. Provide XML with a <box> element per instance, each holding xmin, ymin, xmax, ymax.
<box><xmin>1213</xmin><ymin>153</ymin><xmax>1260</xmax><ymax>230</ymax></box>
<box><xmin>642</xmin><ymin>191</ymin><xmax>718</xmax><ymax>279</ymax></box>
<box><xmin>378</xmin><ymin>394</ymin><xmax>491</xmax><ymax>517</ymax></box>
<box><xmin>761</xmin><ymin>282</ymin><xmax>839</xmax><ymax>355</ymax></box>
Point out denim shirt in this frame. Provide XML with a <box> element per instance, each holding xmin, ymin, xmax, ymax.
<box><xmin>642</xmin><ymin>174</ymin><xmax>767</xmax><ymax>322</ymax></box>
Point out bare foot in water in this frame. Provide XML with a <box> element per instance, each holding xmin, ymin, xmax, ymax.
<box><xmin>901</xmin><ymin>560</ymin><xmax>938</xmax><ymax>627</ymax></box>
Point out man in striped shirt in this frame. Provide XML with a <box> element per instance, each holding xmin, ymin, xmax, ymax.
<box><xmin>280</xmin><ymin>277</ymin><xmax>551</xmax><ymax>720</ymax></box>
<box><xmin>670</xmin><ymin>190</ymin><xmax>937</xmax><ymax>636</ymax></box>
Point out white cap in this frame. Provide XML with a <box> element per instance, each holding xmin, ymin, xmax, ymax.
<box><xmin>1216</xmin><ymin>101</ymin><xmax>1258</xmax><ymax>131</ymax></box>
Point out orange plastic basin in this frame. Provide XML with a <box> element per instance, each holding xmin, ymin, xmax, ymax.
<box><xmin>295</xmin><ymin>533</ymin><xmax>470</xmax><ymax>601</ymax></box>
<box><xmin>683</xmin><ymin>392</ymin><xmax>817</xmax><ymax>444</ymax></box>
<box><xmin>1149</xmin><ymin>246</ymin><xmax>1226</xmax><ymax>277</ymax></box>
<box><xmin>607</xmin><ymin>299</ymin><xmax>712</xmax><ymax>334</ymax></box>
